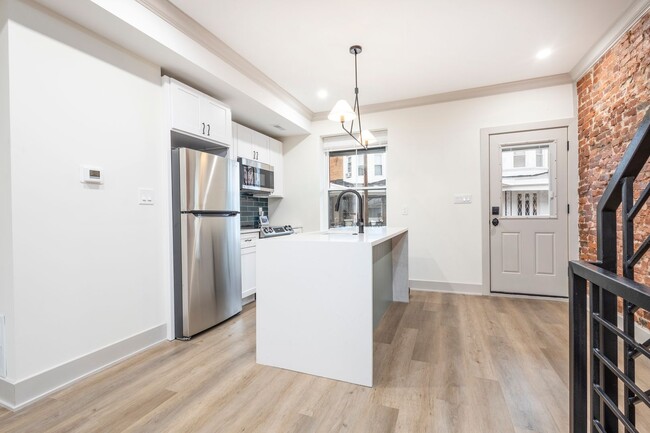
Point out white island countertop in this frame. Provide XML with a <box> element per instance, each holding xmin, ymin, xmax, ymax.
<box><xmin>264</xmin><ymin>226</ymin><xmax>408</xmax><ymax>246</ymax></box>
<box><xmin>257</xmin><ymin>226</ymin><xmax>409</xmax><ymax>387</ymax></box>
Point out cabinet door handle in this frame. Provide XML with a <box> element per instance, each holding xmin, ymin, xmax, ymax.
<box><xmin>202</xmin><ymin>123</ymin><xmax>205</xmax><ymax>135</ymax></box>
<box><xmin>207</xmin><ymin>124</ymin><xmax>210</xmax><ymax>136</ymax></box>
<box><xmin>244</xmin><ymin>239</ymin><xmax>252</xmax><ymax>242</ymax></box>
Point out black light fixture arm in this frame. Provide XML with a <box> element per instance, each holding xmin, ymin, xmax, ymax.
<box><xmin>339</xmin><ymin>45</ymin><xmax>367</xmax><ymax>149</ymax></box>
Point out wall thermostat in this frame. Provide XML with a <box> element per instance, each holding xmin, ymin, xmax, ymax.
<box><xmin>80</xmin><ymin>166</ymin><xmax>103</xmax><ymax>184</ymax></box>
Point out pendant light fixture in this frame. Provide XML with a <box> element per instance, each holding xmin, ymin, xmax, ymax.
<box><xmin>327</xmin><ymin>45</ymin><xmax>376</xmax><ymax>149</ymax></box>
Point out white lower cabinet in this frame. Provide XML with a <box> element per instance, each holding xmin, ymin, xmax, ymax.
<box><xmin>241</xmin><ymin>232</ymin><xmax>258</xmax><ymax>298</ymax></box>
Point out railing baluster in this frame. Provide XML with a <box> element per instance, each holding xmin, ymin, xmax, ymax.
<box><xmin>570</xmin><ymin>268</ymin><xmax>588</xmax><ymax>433</ymax></box>
<box><xmin>593</xmin><ymin>348</ymin><xmax>650</xmax><ymax>407</ymax></box>
<box><xmin>628</xmin><ymin>235</ymin><xmax>650</xmax><ymax>269</ymax></box>
<box><xmin>627</xmin><ymin>181</ymin><xmax>650</xmax><ymax>221</ymax></box>
<box><xmin>592</xmin><ymin>283</ymin><xmax>602</xmax><ymax>429</ymax></box>
<box><xmin>622</xmin><ymin>176</ymin><xmax>636</xmax><ymax>425</ymax></box>
<box><xmin>601</xmin><ymin>288</ymin><xmax>619</xmax><ymax>432</ymax></box>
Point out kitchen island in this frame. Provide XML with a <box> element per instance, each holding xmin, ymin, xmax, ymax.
<box><xmin>256</xmin><ymin>227</ymin><xmax>409</xmax><ymax>387</ymax></box>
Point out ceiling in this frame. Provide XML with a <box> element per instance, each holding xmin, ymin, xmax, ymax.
<box><xmin>169</xmin><ymin>0</ymin><xmax>637</xmax><ymax>114</ymax></box>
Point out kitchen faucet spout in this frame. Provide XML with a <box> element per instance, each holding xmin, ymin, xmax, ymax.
<box><xmin>334</xmin><ymin>189</ymin><xmax>364</xmax><ymax>234</ymax></box>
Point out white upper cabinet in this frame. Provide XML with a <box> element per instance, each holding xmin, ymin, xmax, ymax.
<box><xmin>234</xmin><ymin>122</ymin><xmax>270</xmax><ymax>164</ymax></box>
<box><xmin>165</xmin><ymin>77</ymin><xmax>232</xmax><ymax>146</ymax></box>
<box><xmin>251</xmin><ymin>130</ymin><xmax>269</xmax><ymax>163</ymax></box>
<box><xmin>269</xmin><ymin>138</ymin><xmax>283</xmax><ymax>198</ymax></box>
<box><xmin>199</xmin><ymin>97</ymin><xmax>231</xmax><ymax>144</ymax></box>
<box><xmin>170</xmin><ymin>83</ymin><xmax>201</xmax><ymax>135</ymax></box>
<box><xmin>233</xmin><ymin>122</ymin><xmax>284</xmax><ymax>198</ymax></box>
<box><xmin>235</xmin><ymin>123</ymin><xmax>254</xmax><ymax>160</ymax></box>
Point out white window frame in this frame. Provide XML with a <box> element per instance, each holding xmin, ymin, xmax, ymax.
<box><xmin>320</xmin><ymin>130</ymin><xmax>388</xmax><ymax>231</ymax></box>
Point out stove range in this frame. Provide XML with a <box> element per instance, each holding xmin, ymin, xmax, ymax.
<box><xmin>260</xmin><ymin>225</ymin><xmax>294</xmax><ymax>238</ymax></box>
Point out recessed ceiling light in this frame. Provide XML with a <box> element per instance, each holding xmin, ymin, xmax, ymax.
<box><xmin>317</xmin><ymin>89</ymin><xmax>328</xmax><ymax>99</ymax></box>
<box><xmin>536</xmin><ymin>48</ymin><xmax>552</xmax><ymax>60</ymax></box>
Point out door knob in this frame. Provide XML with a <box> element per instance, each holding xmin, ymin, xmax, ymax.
<box><xmin>492</xmin><ymin>218</ymin><xmax>499</xmax><ymax>226</ymax></box>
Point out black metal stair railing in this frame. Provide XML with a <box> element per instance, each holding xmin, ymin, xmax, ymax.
<box><xmin>570</xmin><ymin>108</ymin><xmax>650</xmax><ymax>433</ymax></box>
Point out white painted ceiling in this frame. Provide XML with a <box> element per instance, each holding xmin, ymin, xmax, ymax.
<box><xmin>170</xmin><ymin>0</ymin><xmax>637</xmax><ymax>114</ymax></box>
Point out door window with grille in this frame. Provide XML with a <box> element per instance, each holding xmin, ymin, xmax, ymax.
<box><xmin>500</xmin><ymin>143</ymin><xmax>555</xmax><ymax>218</ymax></box>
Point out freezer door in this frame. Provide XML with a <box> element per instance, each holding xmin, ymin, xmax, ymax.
<box><xmin>179</xmin><ymin>147</ymin><xmax>239</xmax><ymax>212</ymax></box>
<box><xmin>180</xmin><ymin>213</ymin><xmax>242</xmax><ymax>337</ymax></box>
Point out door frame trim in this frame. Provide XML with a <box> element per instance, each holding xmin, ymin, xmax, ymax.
<box><xmin>480</xmin><ymin>117</ymin><xmax>578</xmax><ymax>296</ymax></box>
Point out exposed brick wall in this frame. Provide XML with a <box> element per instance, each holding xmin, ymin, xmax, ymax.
<box><xmin>577</xmin><ymin>11</ymin><xmax>650</xmax><ymax>323</ymax></box>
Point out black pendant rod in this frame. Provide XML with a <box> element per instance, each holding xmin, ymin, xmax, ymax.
<box><xmin>339</xmin><ymin>45</ymin><xmax>367</xmax><ymax>150</ymax></box>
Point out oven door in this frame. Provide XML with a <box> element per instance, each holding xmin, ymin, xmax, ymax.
<box><xmin>239</xmin><ymin>157</ymin><xmax>274</xmax><ymax>194</ymax></box>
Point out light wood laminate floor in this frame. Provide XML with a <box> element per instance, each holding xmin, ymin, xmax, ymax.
<box><xmin>0</xmin><ymin>292</ymin><xmax>577</xmax><ymax>433</ymax></box>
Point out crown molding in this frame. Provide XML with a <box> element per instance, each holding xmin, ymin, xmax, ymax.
<box><xmin>135</xmin><ymin>0</ymin><xmax>314</xmax><ymax>121</ymax></box>
<box><xmin>312</xmin><ymin>74</ymin><xmax>573</xmax><ymax>121</ymax></box>
<box><xmin>571</xmin><ymin>0</ymin><xmax>650</xmax><ymax>81</ymax></box>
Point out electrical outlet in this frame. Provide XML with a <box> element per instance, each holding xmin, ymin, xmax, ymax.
<box><xmin>401</xmin><ymin>207</ymin><xmax>408</xmax><ymax>215</ymax></box>
<box><xmin>138</xmin><ymin>188</ymin><xmax>154</xmax><ymax>205</ymax></box>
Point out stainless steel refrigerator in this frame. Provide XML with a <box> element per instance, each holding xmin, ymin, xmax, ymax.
<box><xmin>171</xmin><ymin>147</ymin><xmax>242</xmax><ymax>339</ymax></box>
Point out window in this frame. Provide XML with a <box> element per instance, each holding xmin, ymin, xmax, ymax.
<box><xmin>513</xmin><ymin>150</ymin><xmax>526</xmax><ymax>168</ymax></box>
<box><xmin>500</xmin><ymin>143</ymin><xmax>553</xmax><ymax>218</ymax></box>
<box><xmin>327</xmin><ymin>146</ymin><xmax>387</xmax><ymax>228</ymax></box>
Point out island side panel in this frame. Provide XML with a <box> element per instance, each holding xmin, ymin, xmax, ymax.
<box><xmin>391</xmin><ymin>232</ymin><xmax>409</xmax><ymax>302</ymax></box>
<box><xmin>372</xmin><ymin>240</ymin><xmax>393</xmax><ymax>329</ymax></box>
<box><xmin>256</xmin><ymin>239</ymin><xmax>374</xmax><ymax>387</ymax></box>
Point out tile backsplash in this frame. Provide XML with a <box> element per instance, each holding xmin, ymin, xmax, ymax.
<box><xmin>240</xmin><ymin>194</ymin><xmax>268</xmax><ymax>227</ymax></box>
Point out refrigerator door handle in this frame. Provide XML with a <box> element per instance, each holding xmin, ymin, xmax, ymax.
<box><xmin>185</xmin><ymin>211</ymin><xmax>240</xmax><ymax>217</ymax></box>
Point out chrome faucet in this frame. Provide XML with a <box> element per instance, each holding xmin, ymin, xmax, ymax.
<box><xmin>334</xmin><ymin>189</ymin><xmax>364</xmax><ymax>234</ymax></box>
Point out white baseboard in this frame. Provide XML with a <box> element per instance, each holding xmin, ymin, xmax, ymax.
<box><xmin>409</xmin><ymin>279</ymin><xmax>483</xmax><ymax>295</ymax></box>
<box><xmin>0</xmin><ymin>376</ymin><xmax>14</xmax><ymax>409</ymax></box>
<box><xmin>0</xmin><ymin>323</ymin><xmax>167</xmax><ymax>411</ymax></box>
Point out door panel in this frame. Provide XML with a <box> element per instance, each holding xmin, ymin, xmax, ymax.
<box><xmin>489</xmin><ymin>127</ymin><xmax>568</xmax><ymax>296</ymax></box>
<box><xmin>170</xmin><ymin>83</ymin><xmax>201</xmax><ymax>135</ymax></box>
<box><xmin>252</xmin><ymin>130</ymin><xmax>269</xmax><ymax>163</ymax></box>
<box><xmin>501</xmin><ymin>233</ymin><xmax>520</xmax><ymax>273</ymax></box>
<box><xmin>535</xmin><ymin>233</ymin><xmax>555</xmax><ymax>275</ymax></box>
<box><xmin>178</xmin><ymin>148</ymin><xmax>239</xmax><ymax>212</ymax></box>
<box><xmin>200</xmin><ymin>97</ymin><xmax>228</xmax><ymax>142</ymax></box>
<box><xmin>241</xmin><ymin>248</ymin><xmax>257</xmax><ymax>298</ymax></box>
<box><xmin>181</xmin><ymin>213</ymin><xmax>241</xmax><ymax>337</ymax></box>
<box><xmin>235</xmin><ymin>123</ymin><xmax>254</xmax><ymax>160</ymax></box>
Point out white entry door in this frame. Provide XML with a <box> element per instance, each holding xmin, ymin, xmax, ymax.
<box><xmin>489</xmin><ymin>127</ymin><xmax>568</xmax><ymax>297</ymax></box>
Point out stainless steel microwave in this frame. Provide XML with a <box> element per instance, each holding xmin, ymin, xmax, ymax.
<box><xmin>238</xmin><ymin>157</ymin><xmax>274</xmax><ymax>195</ymax></box>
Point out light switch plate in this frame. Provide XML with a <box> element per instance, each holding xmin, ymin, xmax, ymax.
<box><xmin>401</xmin><ymin>207</ymin><xmax>408</xmax><ymax>215</ymax></box>
<box><xmin>454</xmin><ymin>194</ymin><xmax>472</xmax><ymax>204</ymax></box>
<box><xmin>139</xmin><ymin>188</ymin><xmax>154</xmax><ymax>205</ymax></box>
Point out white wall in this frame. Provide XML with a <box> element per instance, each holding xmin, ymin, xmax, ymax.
<box><xmin>0</xmin><ymin>0</ymin><xmax>15</xmax><ymax>381</ymax></box>
<box><xmin>271</xmin><ymin>85</ymin><xmax>576</xmax><ymax>289</ymax></box>
<box><xmin>4</xmin><ymin>1</ymin><xmax>166</xmax><ymax>385</ymax></box>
